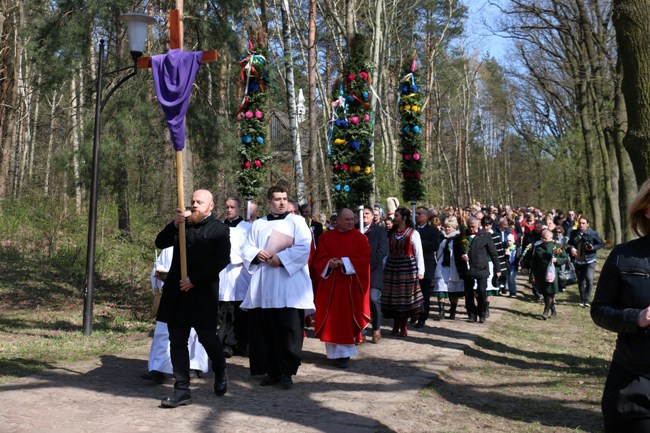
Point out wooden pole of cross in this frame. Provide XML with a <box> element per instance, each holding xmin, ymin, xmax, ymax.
<box><xmin>138</xmin><ymin>7</ymin><xmax>218</xmax><ymax>278</ymax></box>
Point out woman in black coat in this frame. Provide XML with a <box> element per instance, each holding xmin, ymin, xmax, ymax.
<box><xmin>591</xmin><ymin>179</ymin><xmax>650</xmax><ymax>432</ymax></box>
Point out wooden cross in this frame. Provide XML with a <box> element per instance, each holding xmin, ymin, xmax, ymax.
<box><xmin>139</xmin><ymin>8</ymin><xmax>218</xmax><ymax>278</ymax></box>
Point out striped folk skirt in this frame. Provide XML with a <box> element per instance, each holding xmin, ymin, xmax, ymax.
<box><xmin>381</xmin><ymin>256</ymin><xmax>424</xmax><ymax>318</ymax></box>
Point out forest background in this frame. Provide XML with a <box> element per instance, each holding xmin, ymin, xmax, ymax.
<box><xmin>2</xmin><ymin>0</ymin><xmax>650</xmax><ymax>304</ymax></box>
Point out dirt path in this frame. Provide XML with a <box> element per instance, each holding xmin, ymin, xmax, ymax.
<box><xmin>0</xmin><ymin>297</ymin><xmax>511</xmax><ymax>433</ymax></box>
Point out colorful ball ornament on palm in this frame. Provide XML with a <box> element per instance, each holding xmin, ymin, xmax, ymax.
<box><xmin>350</xmin><ymin>141</ymin><xmax>361</xmax><ymax>150</ymax></box>
<box><xmin>335</xmin><ymin>184</ymin><xmax>342</xmax><ymax>191</ymax></box>
<box><xmin>413</xmin><ymin>153</ymin><xmax>421</xmax><ymax>161</ymax></box>
<box><xmin>245</xmin><ymin>111</ymin><xmax>253</xmax><ymax>119</ymax></box>
<box><xmin>248</xmin><ymin>82</ymin><xmax>260</xmax><ymax>93</ymax></box>
<box><xmin>347</xmin><ymin>73</ymin><xmax>356</xmax><ymax>82</ymax></box>
<box><xmin>412</xmin><ymin>125</ymin><xmax>421</xmax><ymax>134</ymax></box>
<box><xmin>363</xmin><ymin>113</ymin><xmax>370</xmax><ymax>122</ymax></box>
<box><xmin>362</xmin><ymin>91</ymin><xmax>369</xmax><ymax>100</ymax></box>
<box><xmin>364</xmin><ymin>166</ymin><xmax>372</xmax><ymax>175</ymax></box>
<box><xmin>242</xmin><ymin>135</ymin><xmax>252</xmax><ymax>144</ymax></box>
<box><xmin>255</xmin><ymin>110</ymin><xmax>264</xmax><ymax>119</ymax></box>
<box><xmin>256</xmin><ymin>136</ymin><xmax>264</xmax><ymax>145</ymax></box>
<box><xmin>343</xmin><ymin>185</ymin><xmax>350</xmax><ymax>192</ymax></box>
<box><xmin>350</xmin><ymin>116</ymin><xmax>360</xmax><ymax>125</ymax></box>
<box><xmin>403</xmin><ymin>154</ymin><xmax>411</xmax><ymax>161</ymax></box>
<box><xmin>401</xmin><ymin>84</ymin><xmax>410</xmax><ymax>94</ymax></box>
<box><xmin>360</xmin><ymin>71</ymin><xmax>369</xmax><ymax>81</ymax></box>
<box><xmin>254</xmin><ymin>159</ymin><xmax>262</xmax><ymax>168</ymax></box>
<box><xmin>402</xmin><ymin>125</ymin><xmax>410</xmax><ymax>133</ymax></box>
<box><xmin>335</xmin><ymin>119</ymin><xmax>348</xmax><ymax>128</ymax></box>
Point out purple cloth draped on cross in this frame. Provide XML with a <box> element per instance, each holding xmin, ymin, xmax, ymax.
<box><xmin>151</xmin><ymin>49</ymin><xmax>203</xmax><ymax>151</ymax></box>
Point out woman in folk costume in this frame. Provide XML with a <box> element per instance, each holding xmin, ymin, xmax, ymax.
<box><xmin>432</xmin><ymin>217</ymin><xmax>466</xmax><ymax>320</ymax></box>
<box><xmin>381</xmin><ymin>207</ymin><xmax>425</xmax><ymax>336</ymax></box>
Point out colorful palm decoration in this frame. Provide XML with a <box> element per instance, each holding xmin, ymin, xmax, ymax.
<box><xmin>329</xmin><ymin>34</ymin><xmax>374</xmax><ymax>209</ymax></box>
<box><xmin>398</xmin><ymin>59</ymin><xmax>425</xmax><ymax>202</ymax></box>
<box><xmin>236</xmin><ymin>40</ymin><xmax>271</xmax><ymax>199</ymax></box>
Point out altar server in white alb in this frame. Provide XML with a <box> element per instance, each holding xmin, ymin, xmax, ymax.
<box><xmin>240</xmin><ymin>185</ymin><xmax>315</xmax><ymax>389</ymax></box>
<box><xmin>218</xmin><ymin>195</ymin><xmax>252</xmax><ymax>358</ymax></box>
<box><xmin>141</xmin><ymin>247</ymin><xmax>208</xmax><ymax>383</ymax></box>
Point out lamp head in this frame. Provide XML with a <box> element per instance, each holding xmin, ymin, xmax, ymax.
<box><xmin>120</xmin><ymin>13</ymin><xmax>156</xmax><ymax>63</ymax></box>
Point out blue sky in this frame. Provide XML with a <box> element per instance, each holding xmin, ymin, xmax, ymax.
<box><xmin>464</xmin><ymin>0</ymin><xmax>511</xmax><ymax>63</ymax></box>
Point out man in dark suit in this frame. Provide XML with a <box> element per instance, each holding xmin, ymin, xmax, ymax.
<box><xmin>462</xmin><ymin>216</ymin><xmax>501</xmax><ymax>323</ymax></box>
<box><xmin>300</xmin><ymin>203</ymin><xmax>324</xmax><ymax>246</ymax></box>
<box><xmin>413</xmin><ymin>206</ymin><xmax>442</xmax><ymax>327</ymax></box>
<box><xmin>155</xmin><ymin>189</ymin><xmax>231</xmax><ymax>407</ymax></box>
<box><xmin>362</xmin><ymin>206</ymin><xmax>388</xmax><ymax>343</ymax></box>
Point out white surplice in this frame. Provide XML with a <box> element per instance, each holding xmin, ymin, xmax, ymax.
<box><xmin>219</xmin><ymin>220</ymin><xmax>252</xmax><ymax>302</ymax></box>
<box><xmin>240</xmin><ymin>214</ymin><xmax>315</xmax><ymax>314</ymax></box>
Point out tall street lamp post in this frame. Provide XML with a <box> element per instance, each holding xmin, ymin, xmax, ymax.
<box><xmin>83</xmin><ymin>13</ymin><xmax>156</xmax><ymax>336</ymax></box>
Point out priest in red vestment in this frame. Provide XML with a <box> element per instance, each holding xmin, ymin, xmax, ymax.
<box><xmin>313</xmin><ymin>208</ymin><xmax>371</xmax><ymax>368</ymax></box>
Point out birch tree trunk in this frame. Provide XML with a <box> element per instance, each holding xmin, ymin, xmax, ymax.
<box><xmin>70</xmin><ymin>67</ymin><xmax>82</xmax><ymax>214</ymax></box>
<box><xmin>280</xmin><ymin>0</ymin><xmax>306</xmax><ymax>204</ymax></box>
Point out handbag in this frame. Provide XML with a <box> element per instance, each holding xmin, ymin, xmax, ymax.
<box><xmin>558</xmin><ymin>260</ymin><xmax>577</xmax><ymax>286</ymax></box>
<box><xmin>545</xmin><ymin>261</ymin><xmax>556</xmax><ymax>283</ymax></box>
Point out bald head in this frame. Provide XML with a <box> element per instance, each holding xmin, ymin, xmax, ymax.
<box><xmin>337</xmin><ymin>208</ymin><xmax>355</xmax><ymax>232</ymax></box>
<box><xmin>187</xmin><ymin>189</ymin><xmax>214</xmax><ymax>224</ymax></box>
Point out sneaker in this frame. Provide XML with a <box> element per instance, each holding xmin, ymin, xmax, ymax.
<box><xmin>160</xmin><ymin>389</ymin><xmax>192</xmax><ymax>408</ymax></box>
<box><xmin>584</xmin><ymin>303</ymin><xmax>590</xmax><ymax>307</ymax></box>
<box><xmin>223</xmin><ymin>346</ymin><xmax>234</xmax><ymax>358</ymax></box>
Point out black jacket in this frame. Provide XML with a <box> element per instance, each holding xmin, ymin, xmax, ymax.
<box><xmin>466</xmin><ymin>230</ymin><xmax>500</xmax><ymax>279</ymax></box>
<box><xmin>155</xmin><ymin>214</ymin><xmax>231</xmax><ymax>329</ymax></box>
<box><xmin>364</xmin><ymin>223</ymin><xmax>388</xmax><ymax>289</ymax></box>
<box><xmin>416</xmin><ymin>224</ymin><xmax>442</xmax><ymax>279</ymax></box>
<box><xmin>591</xmin><ymin>235</ymin><xmax>650</xmax><ymax>377</ymax></box>
<box><xmin>568</xmin><ymin>227</ymin><xmax>604</xmax><ymax>264</ymax></box>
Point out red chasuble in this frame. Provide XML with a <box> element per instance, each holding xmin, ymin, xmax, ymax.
<box><xmin>313</xmin><ymin>229</ymin><xmax>371</xmax><ymax>345</ymax></box>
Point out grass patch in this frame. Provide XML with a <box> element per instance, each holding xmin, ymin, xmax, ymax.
<box><xmin>421</xmin><ymin>249</ymin><xmax>614</xmax><ymax>432</ymax></box>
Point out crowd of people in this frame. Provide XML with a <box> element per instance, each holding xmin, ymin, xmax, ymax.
<box><xmin>145</xmin><ymin>183</ymin><xmax>650</xmax><ymax>426</ymax></box>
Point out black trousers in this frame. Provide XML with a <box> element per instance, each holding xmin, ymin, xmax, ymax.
<box><xmin>464</xmin><ymin>277</ymin><xmax>487</xmax><ymax>318</ymax></box>
<box><xmin>417</xmin><ymin>278</ymin><xmax>433</xmax><ymax>324</ymax></box>
<box><xmin>217</xmin><ymin>301</ymin><xmax>249</xmax><ymax>353</ymax></box>
<box><xmin>248</xmin><ymin>307</ymin><xmax>304</xmax><ymax>377</ymax></box>
<box><xmin>602</xmin><ymin>361</ymin><xmax>650</xmax><ymax>433</ymax></box>
<box><xmin>168</xmin><ymin>323</ymin><xmax>225</xmax><ymax>391</ymax></box>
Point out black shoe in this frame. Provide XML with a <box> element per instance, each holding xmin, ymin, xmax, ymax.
<box><xmin>479</xmin><ymin>316</ymin><xmax>486</xmax><ymax>323</ymax></box>
<box><xmin>414</xmin><ymin>322</ymin><xmax>425</xmax><ymax>329</ymax></box>
<box><xmin>223</xmin><ymin>346</ymin><xmax>234</xmax><ymax>359</ymax></box>
<box><xmin>409</xmin><ymin>317</ymin><xmax>418</xmax><ymax>325</ymax></box>
<box><xmin>214</xmin><ymin>370</ymin><xmax>228</xmax><ymax>396</ymax></box>
<box><xmin>141</xmin><ymin>370</ymin><xmax>166</xmax><ymax>384</ymax></box>
<box><xmin>259</xmin><ymin>374</ymin><xmax>280</xmax><ymax>386</ymax></box>
<box><xmin>280</xmin><ymin>374</ymin><xmax>293</xmax><ymax>389</ymax></box>
<box><xmin>335</xmin><ymin>357</ymin><xmax>350</xmax><ymax>369</ymax></box>
<box><xmin>160</xmin><ymin>390</ymin><xmax>192</xmax><ymax>408</ymax></box>
<box><xmin>189</xmin><ymin>369</ymin><xmax>202</xmax><ymax>379</ymax></box>
<box><xmin>467</xmin><ymin>314</ymin><xmax>477</xmax><ymax>323</ymax></box>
